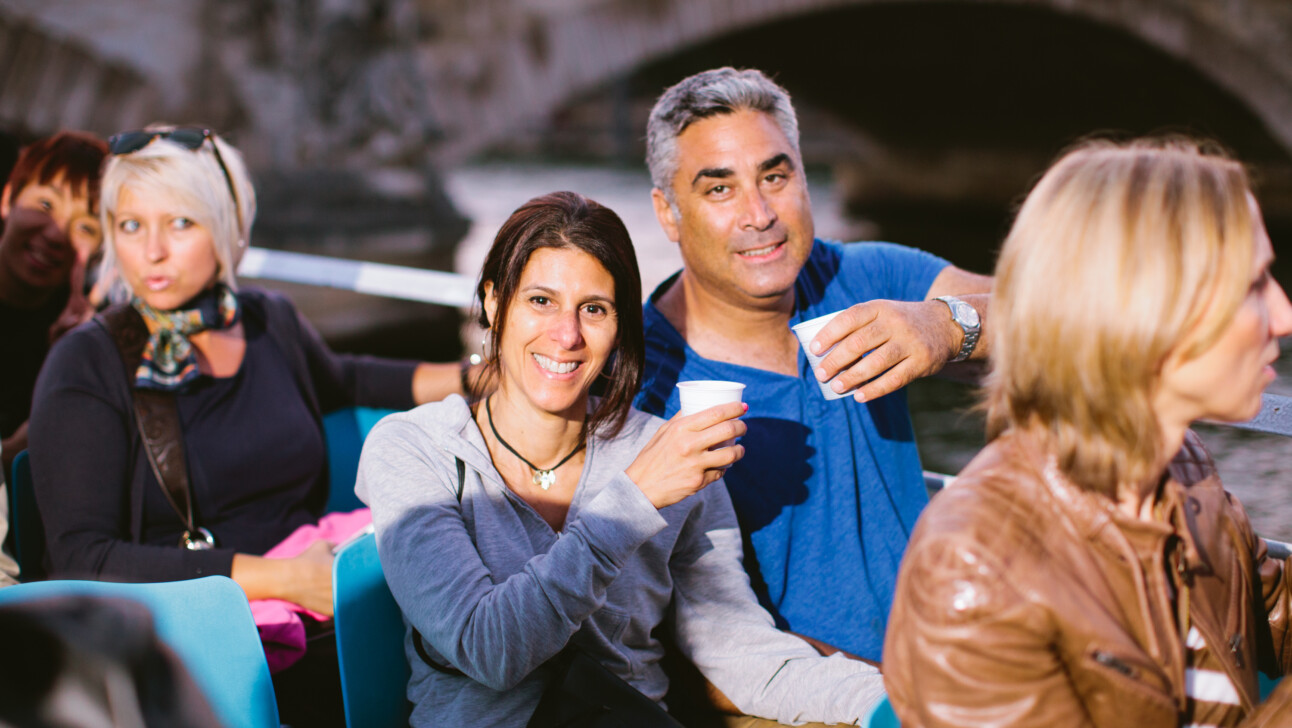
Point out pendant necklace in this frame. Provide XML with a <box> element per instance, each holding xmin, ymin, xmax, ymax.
<box><xmin>486</xmin><ymin>396</ymin><xmax>585</xmax><ymax>491</ymax></box>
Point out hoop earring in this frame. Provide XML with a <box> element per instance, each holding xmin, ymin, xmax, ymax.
<box><xmin>481</xmin><ymin>329</ymin><xmax>495</xmax><ymax>362</ymax></box>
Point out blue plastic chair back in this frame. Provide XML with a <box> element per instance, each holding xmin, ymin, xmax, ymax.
<box><xmin>864</xmin><ymin>695</ymin><xmax>900</xmax><ymax>728</ymax></box>
<box><xmin>333</xmin><ymin>530</ymin><xmax>411</xmax><ymax>728</ymax></box>
<box><xmin>324</xmin><ymin>407</ymin><xmax>399</xmax><ymax>514</ymax></box>
<box><xmin>0</xmin><ymin>575</ymin><xmax>278</xmax><ymax>728</ymax></box>
<box><xmin>7</xmin><ymin>450</ymin><xmax>45</xmax><ymax>581</ymax></box>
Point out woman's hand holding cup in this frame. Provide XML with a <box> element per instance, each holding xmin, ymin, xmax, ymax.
<box><xmin>626</xmin><ymin>383</ymin><xmax>748</xmax><ymax>509</ymax></box>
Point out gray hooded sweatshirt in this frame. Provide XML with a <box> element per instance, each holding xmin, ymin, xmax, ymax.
<box><xmin>357</xmin><ymin>396</ymin><xmax>884</xmax><ymax>726</ymax></box>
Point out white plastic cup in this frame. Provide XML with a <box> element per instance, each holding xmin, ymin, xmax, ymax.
<box><xmin>676</xmin><ymin>380</ymin><xmax>746</xmax><ymax>453</ymax></box>
<box><xmin>791</xmin><ymin>310</ymin><xmax>854</xmax><ymax>401</ymax></box>
<box><xmin>676</xmin><ymin>380</ymin><xmax>747</xmax><ymax>417</ymax></box>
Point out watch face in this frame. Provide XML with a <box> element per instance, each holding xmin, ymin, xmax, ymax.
<box><xmin>953</xmin><ymin>301</ymin><xmax>980</xmax><ymax>328</ymax></box>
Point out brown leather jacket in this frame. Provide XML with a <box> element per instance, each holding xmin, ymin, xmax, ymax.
<box><xmin>884</xmin><ymin>430</ymin><xmax>1292</xmax><ymax>727</ymax></box>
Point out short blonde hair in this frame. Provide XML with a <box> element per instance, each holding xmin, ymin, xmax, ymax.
<box><xmin>98</xmin><ymin>126</ymin><xmax>256</xmax><ymax>301</ymax></box>
<box><xmin>986</xmin><ymin>138</ymin><xmax>1255</xmax><ymax>495</ymax></box>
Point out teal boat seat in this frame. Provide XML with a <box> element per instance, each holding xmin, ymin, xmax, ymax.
<box><xmin>333</xmin><ymin>530</ymin><xmax>411</xmax><ymax>728</ymax></box>
<box><xmin>1260</xmin><ymin>672</ymin><xmax>1282</xmax><ymax>700</ymax></box>
<box><xmin>7</xmin><ymin>450</ymin><xmax>44</xmax><ymax>581</ymax></box>
<box><xmin>864</xmin><ymin>695</ymin><xmax>899</xmax><ymax>728</ymax></box>
<box><xmin>0</xmin><ymin>575</ymin><xmax>278</xmax><ymax>728</ymax></box>
<box><xmin>324</xmin><ymin>407</ymin><xmax>399</xmax><ymax>514</ymax></box>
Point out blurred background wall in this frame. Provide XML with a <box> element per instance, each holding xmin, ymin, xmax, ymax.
<box><xmin>3</xmin><ymin>0</ymin><xmax>1290</xmax><ymax>280</ymax></box>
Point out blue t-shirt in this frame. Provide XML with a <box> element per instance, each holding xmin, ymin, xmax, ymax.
<box><xmin>635</xmin><ymin>239</ymin><xmax>948</xmax><ymax>661</ymax></box>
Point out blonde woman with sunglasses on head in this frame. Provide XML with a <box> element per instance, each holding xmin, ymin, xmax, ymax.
<box><xmin>27</xmin><ymin>125</ymin><xmax>463</xmax><ymax>726</ymax></box>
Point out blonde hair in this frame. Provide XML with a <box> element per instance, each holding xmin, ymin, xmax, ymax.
<box><xmin>986</xmin><ymin>138</ymin><xmax>1255</xmax><ymax>495</ymax></box>
<box><xmin>98</xmin><ymin>126</ymin><xmax>257</xmax><ymax>301</ymax></box>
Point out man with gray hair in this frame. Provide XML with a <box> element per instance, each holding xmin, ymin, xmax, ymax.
<box><xmin>635</xmin><ymin>68</ymin><xmax>991</xmax><ymax>679</ymax></box>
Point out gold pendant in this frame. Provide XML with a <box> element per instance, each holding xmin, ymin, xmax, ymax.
<box><xmin>534</xmin><ymin>469</ymin><xmax>556</xmax><ymax>490</ymax></box>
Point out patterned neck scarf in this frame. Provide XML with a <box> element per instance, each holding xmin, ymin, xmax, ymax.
<box><xmin>132</xmin><ymin>284</ymin><xmax>241</xmax><ymax>391</ymax></box>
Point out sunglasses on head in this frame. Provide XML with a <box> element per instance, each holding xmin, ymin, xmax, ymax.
<box><xmin>107</xmin><ymin>127</ymin><xmax>242</xmax><ymax>231</ymax></box>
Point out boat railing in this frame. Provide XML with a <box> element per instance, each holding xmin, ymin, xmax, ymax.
<box><xmin>238</xmin><ymin>247</ymin><xmax>476</xmax><ymax>308</ymax></box>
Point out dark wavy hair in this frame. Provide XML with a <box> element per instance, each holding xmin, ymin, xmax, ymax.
<box><xmin>472</xmin><ymin>191</ymin><xmax>643</xmax><ymax>439</ymax></box>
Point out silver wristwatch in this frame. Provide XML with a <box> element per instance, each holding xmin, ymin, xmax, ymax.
<box><xmin>934</xmin><ymin>295</ymin><xmax>980</xmax><ymax>363</ymax></box>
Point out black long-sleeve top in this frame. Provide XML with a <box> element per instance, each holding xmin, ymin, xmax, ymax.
<box><xmin>0</xmin><ymin>289</ymin><xmax>67</xmax><ymax>439</ymax></box>
<box><xmin>28</xmin><ymin>288</ymin><xmax>417</xmax><ymax>582</ymax></box>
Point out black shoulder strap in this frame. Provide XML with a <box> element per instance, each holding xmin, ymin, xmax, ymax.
<box><xmin>411</xmin><ymin>456</ymin><xmax>467</xmax><ymax>674</ymax></box>
<box><xmin>456</xmin><ymin>457</ymin><xmax>465</xmax><ymax>502</ymax></box>
<box><xmin>99</xmin><ymin>305</ymin><xmax>208</xmax><ymax>548</ymax></box>
<box><xmin>412</xmin><ymin>628</ymin><xmax>464</xmax><ymax>676</ymax></box>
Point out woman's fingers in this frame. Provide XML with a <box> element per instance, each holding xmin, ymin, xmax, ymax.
<box><xmin>627</xmin><ymin>402</ymin><xmax>748</xmax><ymax>509</ymax></box>
<box><xmin>688</xmin><ymin>416</ymin><xmax>747</xmax><ymax>452</ymax></box>
<box><xmin>676</xmin><ymin>401</ymin><xmax>747</xmax><ymax>429</ymax></box>
<box><xmin>704</xmin><ymin>443</ymin><xmax>745</xmax><ymax>471</ymax></box>
<box><xmin>700</xmin><ymin>443</ymin><xmax>746</xmax><ymax>485</ymax></box>
<box><xmin>299</xmin><ymin>539</ymin><xmax>336</xmax><ymax>563</ymax></box>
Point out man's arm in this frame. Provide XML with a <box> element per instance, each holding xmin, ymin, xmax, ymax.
<box><xmin>810</xmin><ymin>264</ymin><xmax>992</xmax><ymax>402</ymax></box>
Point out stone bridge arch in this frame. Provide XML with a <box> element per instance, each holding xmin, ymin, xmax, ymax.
<box><xmin>429</xmin><ymin>0</ymin><xmax>1292</xmax><ymax>166</ymax></box>
<box><xmin>5</xmin><ymin>1</ymin><xmax>1288</xmax><ymax>180</ymax></box>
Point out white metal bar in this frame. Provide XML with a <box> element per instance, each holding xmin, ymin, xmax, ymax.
<box><xmin>237</xmin><ymin>247</ymin><xmax>476</xmax><ymax>308</ymax></box>
<box><xmin>1225</xmin><ymin>393</ymin><xmax>1292</xmax><ymax>438</ymax></box>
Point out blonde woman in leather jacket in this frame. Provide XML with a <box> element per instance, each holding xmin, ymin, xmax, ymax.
<box><xmin>884</xmin><ymin>139</ymin><xmax>1292</xmax><ymax>727</ymax></box>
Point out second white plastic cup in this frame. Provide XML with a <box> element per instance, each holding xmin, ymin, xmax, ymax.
<box><xmin>791</xmin><ymin>310</ymin><xmax>854</xmax><ymax>401</ymax></box>
<box><xmin>676</xmin><ymin>380</ymin><xmax>747</xmax><ymax>417</ymax></box>
<box><xmin>677</xmin><ymin>380</ymin><xmax>746</xmax><ymax>453</ymax></box>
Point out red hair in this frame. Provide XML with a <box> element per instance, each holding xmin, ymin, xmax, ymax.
<box><xmin>5</xmin><ymin>131</ymin><xmax>108</xmax><ymax>214</ymax></box>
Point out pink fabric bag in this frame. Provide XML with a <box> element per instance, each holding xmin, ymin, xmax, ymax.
<box><xmin>250</xmin><ymin>508</ymin><xmax>372</xmax><ymax>672</ymax></box>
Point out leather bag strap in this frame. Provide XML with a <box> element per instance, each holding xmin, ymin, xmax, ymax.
<box><xmin>100</xmin><ymin>305</ymin><xmax>209</xmax><ymax>549</ymax></box>
<box><xmin>131</xmin><ymin>389</ymin><xmax>197</xmax><ymax>539</ymax></box>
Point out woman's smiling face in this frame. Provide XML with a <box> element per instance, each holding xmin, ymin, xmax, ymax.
<box><xmin>485</xmin><ymin>245</ymin><xmax>619</xmax><ymax>421</ymax></box>
<box><xmin>0</xmin><ymin>173</ymin><xmax>100</xmax><ymax>291</ymax></box>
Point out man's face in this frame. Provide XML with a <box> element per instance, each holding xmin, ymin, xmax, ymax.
<box><xmin>652</xmin><ymin>109</ymin><xmax>814</xmax><ymax>310</ymax></box>
<box><xmin>0</xmin><ymin>173</ymin><xmax>99</xmax><ymax>291</ymax></box>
